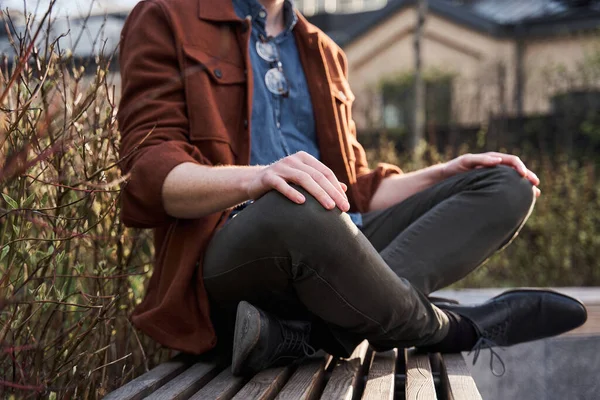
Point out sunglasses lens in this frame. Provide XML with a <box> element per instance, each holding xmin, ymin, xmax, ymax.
<box><xmin>265</xmin><ymin>68</ymin><xmax>289</xmax><ymax>95</ymax></box>
<box><xmin>256</xmin><ymin>41</ymin><xmax>277</xmax><ymax>62</ymax></box>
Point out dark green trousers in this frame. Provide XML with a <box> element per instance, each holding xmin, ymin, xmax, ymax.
<box><xmin>203</xmin><ymin>166</ymin><xmax>535</xmax><ymax>356</ymax></box>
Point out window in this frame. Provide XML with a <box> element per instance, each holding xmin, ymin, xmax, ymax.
<box><xmin>380</xmin><ymin>74</ymin><xmax>453</xmax><ymax>131</ymax></box>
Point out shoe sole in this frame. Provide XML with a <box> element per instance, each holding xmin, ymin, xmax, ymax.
<box><xmin>231</xmin><ymin>301</ymin><xmax>261</xmax><ymax>376</ymax></box>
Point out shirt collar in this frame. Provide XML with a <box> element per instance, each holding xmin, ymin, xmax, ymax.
<box><xmin>232</xmin><ymin>0</ymin><xmax>298</xmax><ymax>33</ymax></box>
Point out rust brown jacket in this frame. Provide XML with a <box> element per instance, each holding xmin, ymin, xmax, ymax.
<box><xmin>117</xmin><ymin>0</ymin><xmax>401</xmax><ymax>354</ymax></box>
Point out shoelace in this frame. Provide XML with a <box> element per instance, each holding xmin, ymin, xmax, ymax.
<box><xmin>279</xmin><ymin>321</ymin><xmax>316</xmax><ymax>358</ymax></box>
<box><xmin>468</xmin><ymin>336</ymin><xmax>506</xmax><ymax>377</ymax></box>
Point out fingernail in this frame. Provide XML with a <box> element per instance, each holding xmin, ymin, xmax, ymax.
<box><xmin>297</xmin><ymin>194</ymin><xmax>305</xmax><ymax>203</ymax></box>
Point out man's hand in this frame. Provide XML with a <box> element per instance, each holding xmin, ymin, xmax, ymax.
<box><xmin>246</xmin><ymin>151</ymin><xmax>351</xmax><ymax>212</ymax></box>
<box><xmin>442</xmin><ymin>152</ymin><xmax>541</xmax><ymax>197</ymax></box>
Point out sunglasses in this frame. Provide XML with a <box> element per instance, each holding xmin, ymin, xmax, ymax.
<box><xmin>256</xmin><ymin>35</ymin><xmax>290</xmax><ymax>97</ymax></box>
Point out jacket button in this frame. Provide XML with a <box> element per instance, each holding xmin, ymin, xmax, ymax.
<box><xmin>214</xmin><ymin>69</ymin><xmax>222</xmax><ymax>79</ymax></box>
<box><xmin>244</xmin><ymin>119</ymin><xmax>248</xmax><ymax>128</ymax></box>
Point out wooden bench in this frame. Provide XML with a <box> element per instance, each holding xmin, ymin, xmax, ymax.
<box><xmin>105</xmin><ymin>341</ymin><xmax>482</xmax><ymax>400</ymax></box>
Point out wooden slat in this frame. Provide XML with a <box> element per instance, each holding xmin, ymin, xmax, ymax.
<box><xmin>189</xmin><ymin>368</ymin><xmax>246</xmax><ymax>400</ymax></box>
<box><xmin>405</xmin><ymin>348</ymin><xmax>437</xmax><ymax>400</ymax></box>
<box><xmin>103</xmin><ymin>354</ymin><xmax>192</xmax><ymax>400</ymax></box>
<box><xmin>275</xmin><ymin>353</ymin><xmax>331</xmax><ymax>400</ymax></box>
<box><xmin>320</xmin><ymin>340</ymin><xmax>370</xmax><ymax>400</ymax></box>
<box><xmin>231</xmin><ymin>365</ymin><xmax>293</xmax><ymax>400</ymax></box>
<box><xmin>144</xmin><ymin>361</ymin><xmax>221</xmax><ymax>400</ymax></box>
<box><xmin>440</xmin><ymin>354</ymin><xmax>482</xmax><ymax>400</ymax></box>
<box><xmin>361</xmin><ymin>349</ymin><xmax>397</xmax><ymax>400</ymax></box>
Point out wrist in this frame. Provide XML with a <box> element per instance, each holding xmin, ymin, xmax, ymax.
<box><xmin>434</xmin><ymin>162</ymin><xmax>450</xmax><ymax>182</ymax></box>
<box><xmin>239</xmin><ymin>165</ymin><xmax>266</xmax><ymax>199</ymax></box>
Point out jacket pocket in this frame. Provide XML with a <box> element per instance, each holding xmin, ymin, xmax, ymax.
<box><xmin>182</xmin><ymin>44</ymin><xmax>246</xmax><ymax>165</ymax></box>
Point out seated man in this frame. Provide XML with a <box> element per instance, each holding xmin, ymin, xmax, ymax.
<box><xmin>117</xmin><ymin>0</ymin><xmax>587</xmax><ymax>377</ymax></box>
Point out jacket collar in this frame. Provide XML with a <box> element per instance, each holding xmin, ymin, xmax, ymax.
<box><xmin>198</xmin><ymin>0</ymin><xmax>240</xmax><ymax>22</ymax></box>
<box><xmin>293</xmin><ymin>12</ymin><xmax>320</xmax><ymax>42</ymax></box>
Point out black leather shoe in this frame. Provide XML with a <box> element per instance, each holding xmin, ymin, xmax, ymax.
<box><xmin>437</xmin><ymin>289</ymin><xmax>587</xmax><ymax>346</ymax></box>
<box><xmin>435</xmin><ymin>289</ymin><xmax>587</xmax><ymax>375</ymax></box>
<box><xmin>231</xmin><ymin>301</ymin><xmax>315</xmax><ymax>376</ymax></box>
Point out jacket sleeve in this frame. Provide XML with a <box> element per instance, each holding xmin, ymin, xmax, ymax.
<box><xmin>336</xmin><ymin>50</ymin><xmax>402</xmax><ymax>212</ymax></box>
<box><xmin>117</xmin><ymin>1</ymin><xmax>208</xmax><ymax>228</ymax></box>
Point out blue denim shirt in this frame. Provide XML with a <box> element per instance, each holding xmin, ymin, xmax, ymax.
<box><xmin>231</xmin><ymin>0</ymin><xmax>363</xmax><ymax>228</ymax></box>
<box><xmin>233</xmin><ymin>0</ymin><xmax>319</xmax><ymax>165</ymax></box>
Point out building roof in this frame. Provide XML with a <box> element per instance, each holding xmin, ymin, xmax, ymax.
<box><xmin>308</xmin><ymin>0</ymin><xmax>600</xmax><ymax>46</ymax></box>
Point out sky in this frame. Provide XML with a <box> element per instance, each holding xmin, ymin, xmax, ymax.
<box><xmin>1</xmin><ymin>0</ymin><xmax>142</xmax><ymax>17</ymax></box>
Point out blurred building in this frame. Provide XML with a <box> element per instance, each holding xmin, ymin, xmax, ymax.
<box><xmin>0</xmin><ymin>14</ymin><xmax>126</xmax><ymax>56</ymax></box>
<box><xmin>304</xmin><ymin>0</ymin><xmax>600</xmax><ymax>130</ymax></box>
<box><xmin>2</xmin><ymin>0</ymin><xmax>599</xmax><ymax>132</ymax></box>
<box><xmin>0</xmin><ymin>9</ymin><xmax>127</xmax><ymax>91</ymax></box>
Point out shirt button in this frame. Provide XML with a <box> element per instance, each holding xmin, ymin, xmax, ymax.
<box><xmin>276</xmin><ymin>121</ymin><xmax>281</xmax><ymax>128</ymax></box>
<box><xmin>258</xmin><ymin>10</ymin><xmax>267</xmax><ymax>18</ymax></box>
<box><xmin>214</xmin><ymin>69</ymin><xmax>222</xmax><ymax>79</ymax></box>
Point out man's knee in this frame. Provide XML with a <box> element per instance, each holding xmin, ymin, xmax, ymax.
<box><xmin>488</xmin><ymin>165</ymin><xmax>535</xmax><ymax>223</ymax></box>
<box><xmin>253</xmin><ymin>188</ymin><xmax>345</xmax><ymax>237</ymax></box>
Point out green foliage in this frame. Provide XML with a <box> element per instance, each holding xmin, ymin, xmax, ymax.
<box><xmin>0</xmin><ymin>8</ymin><xmax>168</xmax><ymax>400</ymax></box>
